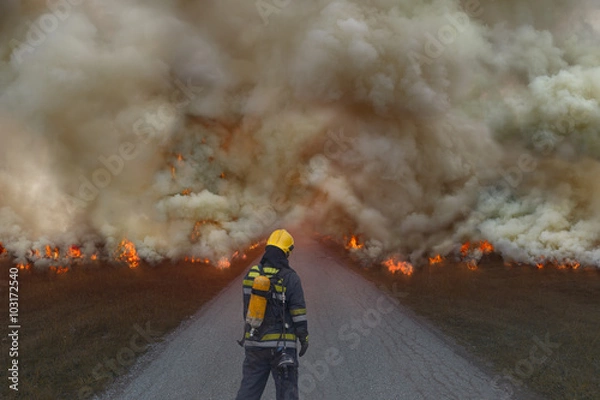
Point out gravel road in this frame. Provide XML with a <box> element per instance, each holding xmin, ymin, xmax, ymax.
<box><xmin>101</xmin><ymin>238</ymin><xmax>514</xmax><ymax>400</ymax></box>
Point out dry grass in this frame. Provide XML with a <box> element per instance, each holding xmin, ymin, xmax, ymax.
<box><xmin>344</xmin><ymin>252</ymin><xmax>600</xmax><ymax>400</ymax></box>
<box><xmin>0</xmin><ymin>246</ymin><xmax>262</xmax><ymax>400</ymax></box>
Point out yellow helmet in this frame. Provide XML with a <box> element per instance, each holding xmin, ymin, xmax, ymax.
<box><xmin>267</xmin><ymin>229</ymin><xmax>295</xmax><ymax>256</ymax></box>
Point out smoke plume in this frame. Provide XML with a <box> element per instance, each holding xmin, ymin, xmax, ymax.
<box><xmin>1</xmin><ymin>0</ymin><xmax>600</xmax><ymax>268</ymax></box>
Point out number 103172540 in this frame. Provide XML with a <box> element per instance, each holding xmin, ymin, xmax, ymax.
<box><xmin>8</xmin><ymin>267</ymin><xmax>19</xmax><ymax>324</ymax></box>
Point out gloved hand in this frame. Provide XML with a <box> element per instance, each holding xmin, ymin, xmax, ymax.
<box><xmin>299</xmin><ymin>339</ymin><xmax>309</xmax><ymax>357</ymax></box>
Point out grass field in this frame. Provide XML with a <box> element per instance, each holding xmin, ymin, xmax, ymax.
<box><xmin>0</xmin><ymin>245</ymin><xmax>263</xmax><ymax>400</ymax></box>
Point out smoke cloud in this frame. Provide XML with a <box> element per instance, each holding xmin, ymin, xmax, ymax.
<box><xmin>1</xmin><ymin>0</ymin><xmax>600</xmax><ymax>268</ymax></box>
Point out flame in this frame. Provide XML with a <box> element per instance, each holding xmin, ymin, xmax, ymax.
<box><xmin>460</xmin><ymin>240</ymin><xmax>494</xmax><ymax>258</ymax></box>
<box><xmin>50</xmin><ymin>266</ymin><xmax>69</xmax><ymax>274</ymax></box>
<box><xmin>478</xmin><ymin>240</ymin><xmax>494</xmax><ymax>254</ymax></box>
<box><xmin>117</xmin><ymin>239</ymin><xmax>140</xmax><ymax>268</ymax></box>
<box><xmin>382</xmin><ymin>257</ymin><xmax>414</xmax><ymax>276</ymax></box>
<box><xmin>460</xmin><ymin>242</ymin><xmax>471</xmax><ymax>257</ymax></box>
<box><xmin>466</xmin><ymin>259</ymin><xmax>479</xmax><ymax>270</ymax></box>
<box><xmin>0</xmin><ymin>242</ymin><xmax>6</xmax><ymax>256</ymax></box>
<box><xmin>17</xmin><ymin>263</ymin><xmax>30</xmax><ymax>270</ymax></box>
<box><xmin>176</xmin><ymin>153</ymin><xmax>184</xmax><ymax>162</ymax></box>
<box><xmin>217</xmin><ymin>257</ymin><xmax>231</xmax><ymax>269</ymax></box>
<box><xmin>536</xmin><ymin>263</ymin><xmax>544</xmax><ymax>269</ymax></box>
<box><xmin>571</xmin><ymin>261</ymin><xmax>581</xmax><ymax>270</ymax></box>
<box><xmin>30</xmin><ymin>249</ymin><xmax>41</xmax><ymax>259</ymax></box>
<box><xmin>191</xmin><ymin>221</ymin><xmax>204</xmax><ymax>242</ymax></box>
<box><xmin>220</xmin><ymin>172</ymin><xmax>226</xmax><ymax>179</ymax></box>
<box><xmin>67</xmin><ymin>245</ymin><xmax>82</xmax><ymax>259</ymax></box>
<box><xmin>91</xmin><ymin>254</ymin><xmax>98</xmax><ymax>261</ymax></box>
<box><xmin>45</xmin><ymin>245</ymin><xmax>60</xmax><ymax>260</ymax></box>
<box><xmin>170</xmin><ymin>164</ymin><xmax>176</xmax><ymax>179</ymax></box>
<box><xmin>184</xmin><ymin>257</ymin><xmax>210</xmax><ymax>264</ymax></box>
<box><xmin>428</xmin><ymin>254</ymin><xmax>443</xmax><ymax>265</ymax></box>
<box><xmin>249</xmin><ymin>242</ymin><xmax>260</xmax><ymax>250</ymax></box>
<box><xmin>181</xmin><ymin>188</ymin><xmax>192</xmax><ymax>196</ymax></box>
<box><xmin>345</xmin><ymin>235</ymin><xmax>363</xmax><ymax>250</ymax></box>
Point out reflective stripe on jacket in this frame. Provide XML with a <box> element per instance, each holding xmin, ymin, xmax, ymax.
<box><xmin>242</xmin><ymin>263</ymin><xmax>308</xmax><ymax>348</ymax></box>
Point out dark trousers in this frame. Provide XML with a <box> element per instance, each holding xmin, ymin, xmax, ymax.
<box><xmin>235</xmin><ymin>347</ymin><xmax>299</xmax><ymax>400</ymax></box>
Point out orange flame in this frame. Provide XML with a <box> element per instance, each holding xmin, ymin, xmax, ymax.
<box><xmin>249</xmin><ymin>242</ymin><xmax>260</xmax><ymax>250</ymax></box>
<box><xmin>184</xmin><ymin>257</ymin><xmax>210</xmax><ymax>264</ymax></box>
<box><xmin>0</xmin><ymin>242</ymin><xmax>6</xmax><ymax>256</ymax></box>
<box><xmin>536</xmin><ymin>263</ymin><xmax>544</xmax><ymax>269</ymax></box>
<box><xmin>181</xmin><ymin>188</ymin><xmax>192</xmax><ymax>196</ymax></box>
<box><xmin>217</xmin><ymin>257</ymin><xmax>231</xmax><ymax>269</ymax></box>
<box><xmin>45</xmin><ymin>245</ymin><xmax>60</xmax><ymax>260</ymax></box>
<box><xmin>68</xmin><ymin>245</ymin><xmax>82</xmax><ymax>259</ymax></box>
<box><xmin>117</xmin><ymin>239</ymin><xmax>140</xmax><ymax>268</ymax></box>
<box><xmin>466</xmin><ymin>259</ymin><xmax>479</xmax><ymax>271</ymax></box>
<box><xmin>50</xmin><ymin>266</ymin><xmax>69</xmax><ymax>274</ymax></box>
<box><xmin>478</xmin><ymin>240</ymin><xmax>494</xmax><ymax>254</ymax></box>
<box><xmin>383</xmin><ymin>257</ymin><xmax>414</xmax><ymax>276</ymax></box>
<box><xmin>460</xmin><ymin>240</ymin><xmax>494</xmax><ymax>258</ymax></box>
<box><xmin>555</xmin><ymin>261</ymin><xmax>580</xmax><ymax>270</ymax></box>
<box><xmin>571</xmin><ymin>262</ymin><xmax>581</xmax><ymax>270</ymax></box>
<box><xmin>191</xmin><ymin>221</ymin><xmax>204</xmax><ymax>242</ymax></box>
<box><xmin>428</xmin><ymin>254</ymin><xmax>443</xmax><ymax>265</ymax></box>
<box><xmin>345</xmin><ymin>235</ymin><xmax>363</xmax><ymax>250</ymax></box>
<box><xmin>91</xmin><ymin>254</ymin><xmax>98</xmax><ymax>261</ymax></box>
<box><xmin>220</xmin><ymin>172</ymin><xmax>226</xmax><ymax>179</ymax></box>
<box><xmin>170</xmin><ymin>164</ymin><xmax>176</xmax><ymax>179</ymax></box>
<box><xmin>17</xmin><ymin>263</ymin><xmax>30</xmax><ymax>270</ymax></box>
<box><xmin>460</xmin><ymin>242</ymin><xmax>470</xmax><ymax>257</ymax></box>
<box><xmin>176</xmin><ymin>153</ymin><xmax>184</xmax><ymax>162</ymax></box>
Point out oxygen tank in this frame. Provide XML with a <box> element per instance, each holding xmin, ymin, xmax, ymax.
<box><xmin>246</xmin><ymin>275</ymin><xmax>270</xmax><ymax>337</ymax></box>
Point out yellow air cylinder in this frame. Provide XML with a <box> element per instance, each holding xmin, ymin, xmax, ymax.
<box><xmin>246</xmin><ymin>275</ymin><xmax>270</xmax><ymax>332</ymax></box>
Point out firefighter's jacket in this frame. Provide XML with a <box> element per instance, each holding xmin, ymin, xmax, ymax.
<box><xmin>242</xmin><ymin>246</ymin><xmax>308</xmax><ymax>349</ymax></box>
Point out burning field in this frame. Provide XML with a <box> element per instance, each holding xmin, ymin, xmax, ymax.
<box><xmin>1</xmin><ymin>0</ymin><xmax>600</xmax><ymax>273</ymax></box>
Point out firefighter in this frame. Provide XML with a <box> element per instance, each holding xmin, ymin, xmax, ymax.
<box><xmin>235</xmin><ymin>229</ymin><xmax>309</xmax><ymax>400</ymax></box>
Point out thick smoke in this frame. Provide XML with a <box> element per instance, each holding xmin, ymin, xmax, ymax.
<box><xmin>1</xmin><ymin>0</ymin><xmax>600</xmax><ymax>268</ymax></box>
